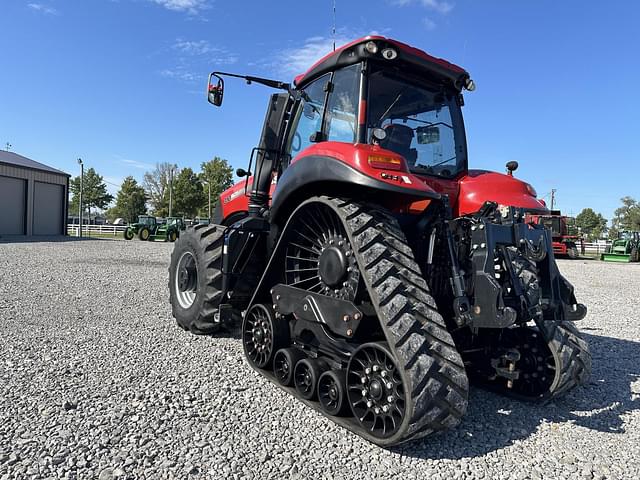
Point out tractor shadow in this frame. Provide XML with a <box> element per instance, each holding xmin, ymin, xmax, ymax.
<box><xmin>397</xmin><ymin>332</ymin><xmax>640</xmax><ymax>460</ymax></box>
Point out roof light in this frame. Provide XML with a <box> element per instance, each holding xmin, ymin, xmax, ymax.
<box><xmin>365</xmin><ymin>41</ymin><xmax>378</xmax><ymax>54</ymax></box>
<box><xmin>381</xmin><ymin>48</ymin><xmax>397</xmax><ymax>60</ymax></box>
<box><xmin>464</xmin><ymin>78</ymin><xmax>476</xmax><ymax>91</ymax></box>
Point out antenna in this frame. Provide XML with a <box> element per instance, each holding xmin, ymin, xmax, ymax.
<box><xmin>5</xmin><ymin>142</ymin><xmax>11</xmax><ymax>152</ymax></box>
<box><xmin>332</xmin><ymin>0</ymin><xmax>336</xmax><ymax>51</ymax></box>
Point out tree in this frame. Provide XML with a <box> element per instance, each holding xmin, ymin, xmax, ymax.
<box><xmin>173</xmin><ymin>167</ymin><xmax>206</xmax><ymax>217</ymax></box>
<box><xmin>199</xmin><ymin>157</ymin><xmax>234</xmax><ymax>215</ymax></box>
<box><xmin>108</xmin><ymin>177</ymin><xmax>147</xmax><ymax>223</ymax></box>
<box><xmin>143</xmin><ymin>162</ymin><xmax>174</xmax><ymax>216</ymax></box>
<box><xmin>612</xmin><ymin>196</ymin><xmax>640</xmax><ymax>232</ymax></box>
<box><xmin>575</xmin><ymin>208</ymin><xmax>607</xmax><ymax>240</ymax></box>
<box><xmin>69</xmin><ymin>167</ymin><xmax>113</xmax><ymax>219</ymax></box>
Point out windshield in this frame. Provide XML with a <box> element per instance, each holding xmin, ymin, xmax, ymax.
<box><xmin>367</xmin><ymin>67</ymin><xmax>466</xmax><ymax>178</ymax></box>
<box><xmin>539</xmin><ymin>217</ymin><xmax>562</xmax><ymax>235</ymax></box>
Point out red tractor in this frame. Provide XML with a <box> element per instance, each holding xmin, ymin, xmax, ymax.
<box><xmin>169</xmin><ymin>37</ymin><xmax>590</xmax><ymax>446</ymax></box>
<box><xmin>526</xmin><ymin>210</ymin><xmax>582</xmax><ymax>259</ymax></box>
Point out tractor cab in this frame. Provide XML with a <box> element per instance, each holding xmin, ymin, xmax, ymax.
<box><xmin>166</xmin><ymin>217</ymin><xmax>185</xmax><ymax>230</ymax></box>
<box><xmin>137</xmin><ymin>215</ymin><xmax>157</xmax><ymax>226</ymax></box>
<box><xmin>209</xmin><ymin>36</ymin><xmax>546</xmax><ymax>222</ymax></box>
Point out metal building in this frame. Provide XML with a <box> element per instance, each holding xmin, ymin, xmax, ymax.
<box><xmin>0</xmin><ymin>151</ymin><xmax>70</xmax><ymax>236</ymax></box>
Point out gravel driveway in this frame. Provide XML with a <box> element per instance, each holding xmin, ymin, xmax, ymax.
<box><xmin>1</xmin><ymin>238</ymin><xmax>639</xmax><ymax>480</ymax></box>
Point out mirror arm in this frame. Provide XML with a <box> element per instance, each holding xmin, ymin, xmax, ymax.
<box><xmin>212</xmin><ymin>71</ymin><xmax>290</xmax><ymax>92</ymax></box>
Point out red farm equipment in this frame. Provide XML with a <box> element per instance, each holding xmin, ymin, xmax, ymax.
<box><xmin>168</xmin><ymin>37</ymin><xmax>590</xmax><ymax>446</ymax></box>
<box><xmin>526</xmin><ymin>210</ymin><xmax>582</xmax><ymax>259</ymax></box>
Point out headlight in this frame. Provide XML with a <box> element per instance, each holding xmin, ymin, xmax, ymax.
<box><xmin>525</xmin><ymin>183</ymin><xmax>537</xmax><ymax>197</ymax></box>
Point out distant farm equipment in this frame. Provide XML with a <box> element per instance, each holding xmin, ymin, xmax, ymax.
<box><xmin>123</xmin><ymin>215</ymin><xmax>185</xmax><ymax>242</ymax></box>
<box><xmin>526</xmin><ymin>210</ymin><xmax>582</xmax><ymax>259</ymax></box>
<box><xmin>601</xmin><ymin>231</ymin><xmax>640</xmax><ymax>262</ymax></box>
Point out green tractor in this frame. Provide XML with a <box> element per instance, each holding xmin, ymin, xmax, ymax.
<box><xmin>123</xmin><ymin>215</ymin><xmax>185</xmax><ymax>242</ymax></box>
<box><xmin>601</xmin><ymin>231</ymin><xmax>640</xmax><ymax>262</ymax></box>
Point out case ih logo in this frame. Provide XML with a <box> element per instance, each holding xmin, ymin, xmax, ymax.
<box><xmin>223</xmin><ymin>188</ymin><xmax>243</xmax><ymax>204</ymax></box>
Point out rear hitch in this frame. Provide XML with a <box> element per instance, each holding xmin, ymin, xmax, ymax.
<box><xmin>490</xmin><ymin>349</ymin><xmax>521</xmax><ymax>388</ymax></box>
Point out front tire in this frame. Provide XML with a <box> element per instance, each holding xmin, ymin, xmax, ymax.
<box><xmin>138</xmin><ymin>227</ymin><xmax>150</xmax><ymax>241</ymax></box>
<box><xmin>123</xmin><ymin>228</ymin><xmax>134</xmax><ymax>240</ymax></box>
<box><xmin>168</xmin><ymin>224</ymin><xmax>225</xmax><ymax>334</ymax></box>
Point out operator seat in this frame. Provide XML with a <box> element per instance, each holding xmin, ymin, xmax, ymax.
<box><xmin>380</xmin><ymin>124</ymin><xmax>418</xmax><ymax>167</ymax></box>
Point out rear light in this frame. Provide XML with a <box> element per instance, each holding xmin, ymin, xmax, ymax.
<box><xmin>368</xmin><ymin>155</ymin><xmax>402</xmax><ymax>171</ymax></box>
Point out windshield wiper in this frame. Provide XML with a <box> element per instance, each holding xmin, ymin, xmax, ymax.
<box><xmin>376</xmin><ymin>88</ymin><xmax>408</xmax><ymax>125</ymax></box>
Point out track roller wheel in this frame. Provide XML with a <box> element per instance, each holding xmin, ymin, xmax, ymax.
<box><xmin>242</xmin><ymin>304</ymin><xmax>287</xmax><ymax>369</ymax></box>
<box><xmin>347</xmin><ymin>343</ymin><xmax>405</xmax><ymax>439</ymax></box>
<box><xmin>294</xmin><ymin>358</ymin><xmax>323</xmax><ymax>400</ymax></box>
<box><xmin>318</xmin><ymin>370</ymin><xmax>348</xmax><ymax>416</ymax></box>
<box><xmin>273</xmin><ymin>348</ymin><xmax>304</xmax><ymax>386</ymax></box>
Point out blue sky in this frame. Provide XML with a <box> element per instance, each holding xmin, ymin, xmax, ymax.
<box><xmin>1</xmin><ymin>0</ymin><xmax>638</xmax><ymax>221</ymax></box>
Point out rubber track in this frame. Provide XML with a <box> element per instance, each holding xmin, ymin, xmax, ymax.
<box><xmin>328</xmin><ymin>197</ymin><xmax>469</xmax><ymax>443</ymax></box>
<box><xmin>537</xmin><ymin>320</ymin><xmax>591</xmax><ymax>400</ymax></box>
<box><xmin>169</xmin><ymin>224</ymin><xmax>225</xmax><ymax>335</ymax></box>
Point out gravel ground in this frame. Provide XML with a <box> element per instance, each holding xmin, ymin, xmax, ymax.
<box><xmin>1</xmin><ymin>238</ymin><xmax>639</xmax><ymax>480</ymax></box>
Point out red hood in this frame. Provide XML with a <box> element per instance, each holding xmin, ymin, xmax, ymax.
<box><xmin>457</xmin><ymin>170</ymin><xmax>547</xmax><ymax>215</ymax></box>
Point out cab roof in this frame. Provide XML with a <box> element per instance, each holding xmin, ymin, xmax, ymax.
<box><xmin>293</xmin><ymin>36</ymin><xmax>469</xmax><ymax>90</ymax></box>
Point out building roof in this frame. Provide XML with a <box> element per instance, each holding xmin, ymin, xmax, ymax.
<box><xmin>0</xmin><ymin>150</ymin><xmax>70</xmax><ymax>176</ymax></box>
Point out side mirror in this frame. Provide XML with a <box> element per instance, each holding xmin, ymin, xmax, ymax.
<box><xmin>207</xmin><ymin>73</ymin><xmax>224</xmax><ymax>106</ymax></box>
<box><xmin>416</xmin><ymin>126</ymin><xmax>440</xmax><ymax>145</ymax></box>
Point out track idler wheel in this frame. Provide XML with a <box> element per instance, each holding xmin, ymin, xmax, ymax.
<box><xmin>273</xmin><ymin>348</ymin><xmax>304</xmax><ymax>386</ymax></box>
<box><xmin>485</xmin><ymin>321</ymin><xmax>591</xmax><ymax>401</ymax></box>
<box><xmin>294</xmin><ymin>358</ymin><xmax>324</xmax><ymax>400</ymax></box>
<box><xmin>242</xmin><ymin>304</ymin><xmax>287</xmax><ymax>369</ymax></box>
<box><xmin>318</xmin><ymin>370</ymin><xmax>348</xmax><ymax>416</ymax></box>
<box><xmin>346</xmin><ymin>343</ymin><xmax>406</xmax><ymax>440</ymax></box>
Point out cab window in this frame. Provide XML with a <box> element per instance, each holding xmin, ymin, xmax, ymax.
<box><xmin>325</xmin><ymin>63</ymin><xmax>360</xmax><ymax>143</ymax></box>
<box><xmin>286</xmin><ymin>73</ymin><xmax>330</xmax><ymax>160</ymax></box>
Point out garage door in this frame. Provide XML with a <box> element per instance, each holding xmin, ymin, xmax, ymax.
<box><xmin>33</xmin><ymin>181</ymin><xmax>64</xmax><ymax>235</ymax></box>
<box><xmin>0</xmin><ymin>175</ymin><xmax>27</xmax><ymax>235</ymax></box>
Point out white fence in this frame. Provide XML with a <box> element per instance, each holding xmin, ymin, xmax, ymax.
<box><xmin>67</xmin><ymin>224</ymin><xmax>127</xmax><ymax>237</ymax></box>
<box><xmin>64</xmin><ymin>225</ymin><xmax>614</xmax><ymax>255</ymax></box>
<box><xmin>580</xmin><ymin>241</ymin><xmax>611</xmax><ymax>256</ymax></box>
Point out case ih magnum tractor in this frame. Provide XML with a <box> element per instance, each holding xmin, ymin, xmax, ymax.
<box><xmin>169</xmin><ymin>37</ymin><xmax>590</xmax><ymax>446</ymax></box>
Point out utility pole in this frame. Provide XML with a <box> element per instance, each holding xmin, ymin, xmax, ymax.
<box><xmin>550</xmin><ymin>189</ymin><xmax>556</xmax><ymax>210</ymax></box>
<box><xmin>77</xmin><ymin>158</ymin><xmax>84</xmax><ymax>237</ymax></box>
<box><xmin>206</xmin><ymin>181</ymin><xmax>212</xmax><ymax>220</ymax></box>
<box><xmin>168</xmin><ymin>165</ymin><xmax>177</xmax><ymax>217</ymax></box>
